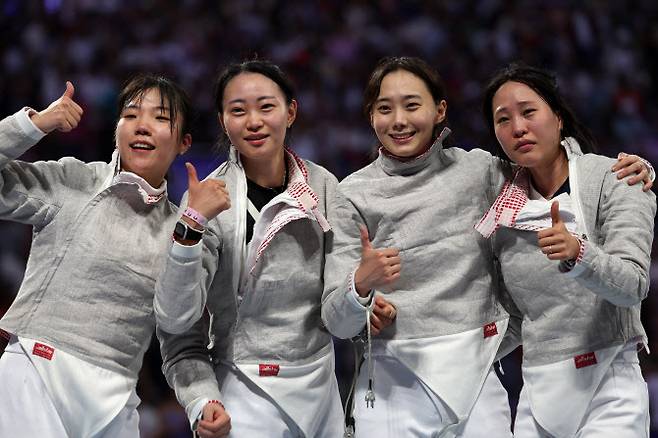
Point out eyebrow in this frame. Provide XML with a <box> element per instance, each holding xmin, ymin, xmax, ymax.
<box><xmin>227</xmin><ymin>96</ymin><xmax>277</xmax><ymax>105</ymax></box>
<box><xmin>123</xmin><ymin>103</ymin><xmax>170</xmax><ymax>112</ymax></box>
<box><xmin>494</xmin><ymin>100</ymin><xmax>536</xmax><ymax>115</ymax></box>
<box><xmin>375</xmin><ymin>94</ymin><xmax>422</xmax><ymax>103</ymax></box>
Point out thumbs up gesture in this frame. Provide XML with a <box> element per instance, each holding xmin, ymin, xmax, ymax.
<box><xmin>537</xmin><ymin>201</ymin><xmax>581</xmax><ymax>261</ymax></box>
<box><xmin>354</xmin><ymin>226</ymin><xmax>401</xmax><ymax>297</ymax></box>
<box><xmin>185</xmin><ymin>162</ymin><xmax>231</xmax><ymax>223</ymax></box>
<box><xmin>31</xmin><ymin>81</ymin><xmax>83</xmax><ymax>133</ymax></box>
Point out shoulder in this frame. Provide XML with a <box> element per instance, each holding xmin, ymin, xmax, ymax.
<box><xmin>303</xmin><ymin>159</ymin><xmax>338</xmax><ymax>185</ymax></box>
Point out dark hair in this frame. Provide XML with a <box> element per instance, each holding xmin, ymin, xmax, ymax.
<box><xmin>482</xmin><ymin>62</ymin><xmax>597</xmax><ymax>171</ymax></box>
<box><xmin>117</xmin><ymin>74</ymin><xmax>193</xmax><ymax>140</ymax></box>
<box><xmin>213</xmin><ymin>59</ymin><xmax>296</xmax><ymax>152</ymax></box>
<box><xmin>363</xmin><ymin>56</ymin><xmax>449</xmax><ymax>139</ymax></box>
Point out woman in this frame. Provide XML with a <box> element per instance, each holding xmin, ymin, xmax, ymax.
<box><xmin>0</xmin><ymin>74</ymin><xmax>193</xmax><ymax>437</ymax></box>
<box><xmin>321</xmin><ymin>56</ymin><xmax>652</xmax><ymax>437</ymax></box>
<box><xmin>477</xmin><ymin>63</ymin><xmax>655</xmax><ymax>437</ymax></box>
<box><xmin>154</xmin><ymin>60</ymin><xmax>368</xmax><ymax>438</ymax></box>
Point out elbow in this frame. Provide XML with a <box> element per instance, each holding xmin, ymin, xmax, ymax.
<box><xmin>154</xmin><ymin>300</ymin><xmax>203</xmax><ymax>335</ymax></box>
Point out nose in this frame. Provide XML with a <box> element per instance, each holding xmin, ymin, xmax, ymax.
<box><xmin>246</xmin><ymin>111</ymin><xmax>263</xmax><ymax>131</ymax></box>
<box><xmin>511</xmin><ymin>116</ymin><xmax>527</xmax><ymax>138</ymax></box>
<box><xmin>134</xmin><ymin>114</ymin><xmax>152</xmax><ymax>136</ymax></box>
<box><xmin>392</xmin><ymin>108</ymin><xmax>407</xmax><ymax>130</ymax></box>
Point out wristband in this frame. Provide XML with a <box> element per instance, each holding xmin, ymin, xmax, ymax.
<box><xmin>184</xmin><ymin>207</ymin><xmax>208</xmax><ymax>227</ymax></box>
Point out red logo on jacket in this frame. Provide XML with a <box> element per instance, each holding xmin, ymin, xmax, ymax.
<box><xmin>32</xmin><ymin>343</ymin><xmax>55</xmax><ymax>361</ymax></box>
<box><xmin>483</xmin><ymin>322</ymin><xmax>498</xmax><ymax>338</ymax></box>
<box><xmin>574</xmin><ymin>352</ymin><xmax>597</xmax><ymax>369</ymax></box>
<box><xmin>259</xmin><ymin>364</ymin><xmax>280</xmax><ymax>377</ymax></box>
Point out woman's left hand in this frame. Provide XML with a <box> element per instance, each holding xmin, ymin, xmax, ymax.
<box><xmin>612</xmin><ymin>153</ymin><xmax>654</xmax><ymax>191</ymax></box>
<box><xmin>537</xmin><ymin>201</ymin><xmax>581</xmax><ymax>261</ymax></box>
<box><xmin>370</xmin><ymin>295</ymin><xmax>397</xmax><ymax>336</ymax></box>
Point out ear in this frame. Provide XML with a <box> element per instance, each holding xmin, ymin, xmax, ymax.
<box><xmin>178</xmin><ymin>133</ymin><xmax>192</xmax><ymax>155</ymax></box>
<box><xmin>434</xmin><ymin>100</ymin><xmax>448</xmax><ymax>124</ymax></box>
<box><xmin>287</xmin><ymin>99</ymin><xmax>298</xmax><ymax>128</ymax></box>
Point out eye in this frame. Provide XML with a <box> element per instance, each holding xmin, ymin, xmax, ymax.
<box><xmin>261</xmin><ymin>103</ymin><xmax>275</xmax><ymax>111</ymax></box>
<box><xmin>229</xmin><ymin>107</ymin><xmax>245</xmax><ymax>115</ymax></box>
<box><xmin>156</xmin><ymin>115</ymin><xmax>171</xmax><ymax>121</ymax></box>
<box><xmin>495</xmin><ymin>116</ymin><xmax>509</xmax><ymax>124</ymax></box>
<box><xmin>122</xmin><ymin>113</ymin><xmax>136</xmax><ymax>119</ymax></box>
<box><xmin>376</xmin><ymin>105</ymin><xmax>391</xmax><ymax>114</ymax></box>
<box><xmin>523</xmin><ymin>108</ymin><xmax>536</xmax><ymax>116</ymax></box>
<box><xmin>406</xmin><ymin>102</ymin><xmax>420</xmax><ymax>110</ymax></box>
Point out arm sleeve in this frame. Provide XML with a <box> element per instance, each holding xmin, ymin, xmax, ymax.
<box><xmin>157</xmin><ymin>321</ymin><xmax>222</xmax><ymax>428</ymax></box>
<box><xmin>565</xmin><ymin>170</ymin><xmax>656</xmax><ymax>307</ymax></box>
<box><xmin>321</xmin><ymin>187</ymin><xmax>371</xmax><ymax>339</ymax></box>
<box><xmin>0</xmin><ymin>109</ymin><xmax>73</xmax><ymax>227</ymax></box>
<box><xmin>154</xmin><ymin>194</ymin><xmax>223</xmax><ymax>334</ymax></box>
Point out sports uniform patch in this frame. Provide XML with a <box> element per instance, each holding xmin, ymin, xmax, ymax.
<box><xmin>32</xmin><ymin>343</ymin><xmax>54</xmax><ymax>360</ymax></box>
<box><xmin>259</xmin><ymin>364</ymin><xmax>280</xmax><ymax>376</ymax></box>
<box><xmin>574</xmin><ymin>352</ymin><xmax>597</xmax><ymax>369</ymax></box>
<box><xmin>483</xmin><ymin>322</ymin><xmax>498</xmax><ymax>338</ymax></box>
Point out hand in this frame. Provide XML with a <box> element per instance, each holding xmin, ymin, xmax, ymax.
<box><xmin>354</xmin><ymin>226</ymin><xmax>401</xmax><ymax>297</ymax></box>
<box><xmin>612</xmin><ymin>152</ymin><xmax>653</xmax><ymax>192</ymax></box>
<box><xmin>537</xmin><ymin>201</ymin><xmax>581</xmax><ymax>261</ymax></box>
<box><xmin>185</xmin><ymin>162</ymin><xmax>231</xmax><ymax>222</ymax></box>
<box><xmin>197</xmin><ymin>402</ymin><xmax>231</xmax><ymax>438</ymax></box>
<box><xmin>30</xmin><ymin>81</ymin><xmax>83</xmax><ymax>133</ymax></box>
<box><xmin>370</xmin><ymin>295</ymin><xmax>397</xmax><ymax>336</ymax></box>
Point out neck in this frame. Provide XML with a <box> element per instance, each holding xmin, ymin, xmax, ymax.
<box><xmin>242</xmin><ymin>149</ymin><xmax>287</xmax><ymax>188</ymax></box>
<box><xmin>528</xmin><ymin>149</ymin><xmax>569</xmax><ymax>199</ymax></box>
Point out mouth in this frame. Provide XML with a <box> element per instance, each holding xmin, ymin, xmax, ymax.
<box><xmin>129</xmin><ymin>141</ymin><xmax>155</xmax><ymax>151</ymax></box>
<box><xmin>244</xmin><ymin>134</ymin><xmax>269</xmax><ymax>146</ymax></box>
<box><xmin>514</xmin><ymin>139</ymin><xmax>535</xmax><ymax>151</ymax></box>
<box><xmin>389</xmin><ymin>131</ymin><xmax>416</xmax><ymax>144</ymax></box>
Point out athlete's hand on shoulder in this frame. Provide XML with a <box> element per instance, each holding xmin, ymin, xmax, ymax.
<box><xmin>370</xmin><ymin>295</ymin><xmax>397</xmax><ymax>336</ymax></box>
<box><xmin>30</xmin><ymin>81</ymin><xmax>83</xmax><ymax>133</ymax></box>
<box><xmin>537</xmin><ymin>201</ymin><xmax>580</xmax><ymax>261</ymax></box>
<box><xmin>354</xmin><ymin>226</ymin><xmax>401</xmax><ymax>297</ymax></box>
<box><xmin>185</xmin><ymin>162</ymin><xmax>231</xmax><ymax>221</ymax></box>
<box><xmin>197</xmin><ymin>401</ymin><xmax>231</xmax><ymax>438</ymax></box>
<box><xmin>612</xmin><ymin>152</ymin><xmax>653</xmax><ymax>191</ymax></box>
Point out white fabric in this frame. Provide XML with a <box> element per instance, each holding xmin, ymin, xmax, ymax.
<box><xmin>231</xmin><ymin>345</ymin><xmax>343</xmax><ymax>438</ymax></box>
<box><xmin>247</xmin><ymin>198</ymin><xmax>261</xmax><ymax>222</ymax></box>
<box><xmin>354</xmin><ymin>357</ymin><xmax>512</xmax><ymax>438</ymax></box>
<box><xmin>0</xmin><ymin>339</ymin><xmax>68</xmax><ymax>438</ymax></box>
<box><xmin>16</xmin><ymin>107</ymin><xmax>47</xmax><ymax>141</ymax></box>
<box><xmin>0</xmin><ymin>337</ymin><xmax>140</xmax><ymax>438</ymax></box>
<box><xmin>17</xmin><ymin>336</ymin><xmax>136</xmax><ymax>437</ymax></box>
<box><xmin>383</xmin><ymin>318</ymin><xmax>508</xmax><ymax>423</ymax></box>
<box><xmin>515</xmin><ymin>342</ymin><xmax>649</xmax><ymax>438</ymax></box>
<box><xmin>353</xmin><ymin>318</ymin><xmax>509</xmax><ymax>437</ymax></box>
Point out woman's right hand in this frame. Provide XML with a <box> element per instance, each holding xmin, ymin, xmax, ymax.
<box><xmin>354</xmin><ymin>226</ymin><xmax>401</xmax><ymax>297</ymax></box>
<box><xmin>185</xmin><ymin>162</ymin><xmax>231</xmax><ymax>222</ymax></box>
<box><xmin>31</xmin><ymin>81</ymin><xmax>83</xmax><ymax>133</ymax></box>
<box><xmin>197</xmin><ymin>401</ymin><xmax>231</xmax><ymax>438</ymax></box>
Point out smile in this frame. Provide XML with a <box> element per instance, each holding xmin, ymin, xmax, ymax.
<box><xmin>389</xmin><ymin>132</ymin><xmax>415</xmax><ymax>144</ymax></box>
<box><xmin>130</xmin><ymin>142</ymin><xmax>155</xmax><ymax>151</ymax></box>
<box><xmin>244</xmin><ymin>134</ymin><xmax>269</xmax><ymax>146</ymax></box>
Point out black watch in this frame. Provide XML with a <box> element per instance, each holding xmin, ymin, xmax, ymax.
<box><xmin>173</xmin><ymin>220</ymin><xmax>204</xmax><ymax>242</ymax></box>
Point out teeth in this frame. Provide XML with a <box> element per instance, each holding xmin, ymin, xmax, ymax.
<box><xmin>131</xmin><ymin>143</ymin><xmax>154</xmax><ymax>150</ymax></box>
<box><xmin>391</xmin><ymin>133</ymin><xmax>413</xmax><ymax>139</ymax></box>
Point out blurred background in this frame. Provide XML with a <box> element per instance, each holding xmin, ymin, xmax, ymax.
<box><xmin>2</xmin><ymin>1</ymin><xmax>658</xmax><ymax>436</ymax></box>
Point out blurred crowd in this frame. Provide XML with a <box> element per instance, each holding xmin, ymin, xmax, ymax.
<box><xmin>2</xmin><ymin>1</ymin><xmax>658</xmax><ymax>436</ymax></box>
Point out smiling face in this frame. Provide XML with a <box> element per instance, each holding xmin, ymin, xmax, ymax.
<box><xmin>115</xmin><ymin>87</ymin><xmax>191</xmax><ymax>187</ymax></box>
<box><xmin>370</xmin><ymin>69</ymin><xmax>446</xmax><ymax>158</ymax></box>
<box><xmin>220</xmin><ymin>72</ymin><xmax>296</xmax><ymax>163</ymax></box>
<box><xmin>491</xmin><ymin>81</ymin><xmax>563</xmax><ymax>169</ymax></box>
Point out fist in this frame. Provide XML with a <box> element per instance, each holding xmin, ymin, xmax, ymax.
<box><xmin>354</xmin><ymin>226</ymin><xmax>401</xmax><ymax>297</ymax></box>
<box><xmin>197</xmin><ymin>401</ymin><xmax>231</xmax><ymax>438</ymax></box>
<box><xmin>185</xmin><ymin>162</ymin><xmax>231</xmax><ymax>222</ymax></box>
<box><xmin>31</xmin><ymin>81</ymin><xmax>83</xmax><ymax>133</ymax></box>
<box><xmin>370</xmin><ymin>295</ymin><xmax>397</xmax><ymax>336</ymax></box>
